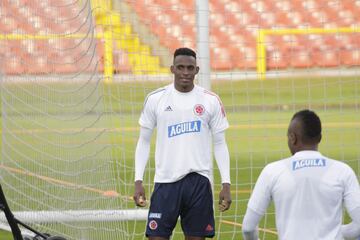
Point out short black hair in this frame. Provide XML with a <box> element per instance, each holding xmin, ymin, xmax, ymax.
<box><xmin>174</xmin><ymin>47</ymin><xmax>196</xmax><ymax>59</ymax></box>
<box><xmin>292</xmin><ymin>109</ymin><xmax>322</xmax><ymax>143</ymax></box>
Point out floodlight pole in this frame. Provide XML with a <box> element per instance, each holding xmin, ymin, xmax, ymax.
<box><xmin>196</xmin><ymin>0</ymin><xmax>211</xmax><ymax>90</ymax></box>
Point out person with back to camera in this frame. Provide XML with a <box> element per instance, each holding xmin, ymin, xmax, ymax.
<box><xmin>242</xmin><ymin>109</ymin><xmax>360</xmax><ymax>240</ymax></box>
<box><xmin>133</xmin><ymin>47</ymin><xmax>232</xmax><ymax>240</ymax></box>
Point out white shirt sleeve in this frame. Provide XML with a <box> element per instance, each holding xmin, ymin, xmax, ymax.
<box><xmin>139</xmin><ymin>94</ymin><xmax>157</xmax><ymax>130</ymax></box>
<box><xmin>341</xmin><ymin>166</ymin><xmax>360</xmax><ymax>239</ymax></box>
<box><xmin>209</xmin><ymin>95</ymin><xmax>229</xmax><ymax>134</ymax></box>
<box><xmin>343</xmin><ymin>165</ymin><xmax>360</xmax><ymax>212</ymax></box>
<box><xmin>342</xmin><ymin>165</ymin><xmax>360</xmax><ymax>239</ymax></box>
<box><xmin>342</xmin><ymin>207</ymin><xmax>360</xmax><ymax>239</ymax></box>
<box><xmin>134</xmin><ymin>127</ymin><xmax>153</xmax><ymax>181</ymax></box>
<box><xmin>213</xmin><ymin>131</ymin><xmax>231</xmax><ymax>184</ymax></box>
<box><xmin>242</xmin><ymin>208</ymin><xmax>262</xmax><ymax>240</ymax></box>
<box><xmin>247</xmin><ymin>165</ymin><xmax>272</xmax><ymax>215</ymax></box>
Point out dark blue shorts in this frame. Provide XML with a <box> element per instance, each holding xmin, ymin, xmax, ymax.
<box><xmin>146</xmin><ymin>172</ymin><xmax>215</xmax><ymax>238</ymax></box>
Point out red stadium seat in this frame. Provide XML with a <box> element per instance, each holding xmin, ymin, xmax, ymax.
<box><xmin>124</xmin><ymin>0</ymin><xmax>360</xmax><ymax>70</ymax></box>
<box><xmin>25</xmin><ymin>56</ymin><xmax>52</xmax><ymax>74</ymax></box>
<box><xmin>340</xmin><ymin>49</ymin><xmax>360</xmax><ymax>66</ymax></box>
<box><xmin>313</xmin><ymin>49</ymin><xmax>339</xmax><ymax>67</ymax></box>
<box><xmin>0</xmin><ymin>16</ymin><xmax>18</xmax><ymax>33</ymax></box>
<box><xmin>289</xmin><ymin>47</ymin><xmax>314</xmax><ymax>68</ymax></box>
<box><xmin>210</xmin><ymin>47</ymin><xmax>234</xmax><ymax>70</ymax></box>
<box><xmin>2</xmin><ymin>56</ymin><xmax>25</xmax><ymax>75</ymax></box>
<box><xmin>2</xmin><ymin>0</ymin><xmax>360</xmax><ymax>74</ymax></box>
<box><xmin>267</xmin><ymin>49</ymin><xmax>288</xmax><ymax>69</ymax></box>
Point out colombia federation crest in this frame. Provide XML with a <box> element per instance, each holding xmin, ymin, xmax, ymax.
<box><xmin>194</xmin><ymin>104</ymin><xmax>205</xmax><ymax>116</ymax></box>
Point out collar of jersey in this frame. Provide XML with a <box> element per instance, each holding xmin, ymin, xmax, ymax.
<box><xmin>293</xmin><ymin>150</ymin><xmax>323</xmax><ymax>159</ymax></box>
<box><xmin>172</xmin><ymin>84</ymin><xmax>197</xmax><ymax>95</ymax></box>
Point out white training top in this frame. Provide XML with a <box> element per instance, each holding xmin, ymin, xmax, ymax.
<box><xmin>139</xmin><ymin>84</ymin><xmax>229</xmax><ymax>183</ymax></box>
<box><xmin>247</xmin><ymin>150</ymin><xmax>360</xmax><ymax>240</ymax></box>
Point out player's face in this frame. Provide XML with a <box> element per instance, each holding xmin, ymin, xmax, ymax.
<box><xmin>171</xmin><ymin>55</ymin><xmax>199</xmax><ymax>92</ymax></box>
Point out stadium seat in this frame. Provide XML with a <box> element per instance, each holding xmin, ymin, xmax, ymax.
<box><xmin>3</xmin><ymin>56</ymin><xmax>25</xmax><ymax>75</ymax></box>
<box><xmin>0</xmin><ymin>16</ymin><xmax>17</xmax><ymax>33</ymax></box>
<box><xmin>313</xmin><ymin>49</ymin><xmax>339</xmax><ymax>67</ymax></box>
<box><xmin>289</xmin><ymin>47</ymin><xmax>314</xmax><ymax>68</ymax></box>
<box><xmin>0</xmin><ymin>40</ymin><xmax>11</xmax><ymax>58</ymax></box>
<box><xmin>267</xmin><ymin>49</ymin><xmax>288</xmax><ymax>69</ymax></box>
<box><xmin>340</xmin><ymin>49</ymin><xmax>360</xmax><ymax>66</ymax></box>
<box><xmin>26</xmin><ymin>56</ymin><xmax>52</xmax><ymax>74</ymax></box>
<box><xmin>2</xmin><ymin>0</ymin><xmax>360</xmax><ymax>74</ymax></box>
<box><xmin>235</xmin><ymin>48</ymin><xmax>257</xmax><ymax>69</ymax></box>
<box><xmin>124</xmin><ymin>0</ymin><xmax>360</xmax><ymax>70</ymax></box>
<box><xmin>210</xmin><ymin>47</ymin><xmax>235</xmax><ymax>70</ymax></box>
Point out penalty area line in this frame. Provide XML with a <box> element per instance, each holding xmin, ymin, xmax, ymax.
<box><xmin>0</xmin><ymin>164</ymin><xmax>128</xmax><ymax>199</ymax></box>
<box><xmin>0</xmin><ymin>121</ymin><xmax>359</xmax><ymax>134</ymax></box>
<box><xmin>0</xmin><ymin>164</ymin><xmax>252</xmax><ymax>201</ymax></box>
<box><xmin>220</xmin><ymin>219</ymin><xmax>278</xmax><ymax>235</ymax></box>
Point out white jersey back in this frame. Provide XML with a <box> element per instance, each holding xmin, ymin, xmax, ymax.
<box><xmin>247</xmin><ymin>150</ymin><xmax>360</xmax><ymax>240</ymax></box>
<box><xmin>139</xmin><ymin>84</ymin><xmax>229</xmax><ymax>183</ymax></box>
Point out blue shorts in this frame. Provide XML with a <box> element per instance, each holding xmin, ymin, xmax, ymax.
<box><xmin>146</xmin><ymin>172</ymin><xmax>215</xmax><ymax>238</ymax></box>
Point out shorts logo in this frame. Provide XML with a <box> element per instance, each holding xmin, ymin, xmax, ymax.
<box><xmin>149</xmin><ymin>220</ymin><xmax>158</xmax><ymax>230</ymax></box>
<box><xmin>293</xmin><ymin>158</ymin><xmax>326</xmax><ymax>170</ymax></box>
<box><xmin>164</xmin><ymin>106</ymin><xmax>173</xmax><ymax>111</ymax></box>
<box><xmin>205</xmin><ymin>224</ymin><xmax>214</xmax><ymax>231</ymax></box>
<box><xmin>149</xmin><ymin>212</ymin><xmax>162</xmax><ymax>219</ymax></box>
<box><xmin>194</xmin><ymin>104</ymin><xmax>205</xmax><ymax>116</ymax></box>
<box><xmin>168</xmin><ymin>120</ymin><xmax>201</xmax><ymax>138</ymax></box>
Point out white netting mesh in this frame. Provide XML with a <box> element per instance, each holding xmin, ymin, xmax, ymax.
<box><xmin>0</xmin><ymin>0</ymin><xmax>359</xmax><ymax>240</ymax></box>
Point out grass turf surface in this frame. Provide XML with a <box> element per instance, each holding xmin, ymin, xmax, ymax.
<box><xmin>0</xmin><ymin>75</ymin><xmax>359</xmax><ymax>239</ymax></box>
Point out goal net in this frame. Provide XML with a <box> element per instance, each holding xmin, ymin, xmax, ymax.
<box><xmin>0</xmin><ymin>0</ymin><xmax>359</xmax><ymax>240</ymax></box>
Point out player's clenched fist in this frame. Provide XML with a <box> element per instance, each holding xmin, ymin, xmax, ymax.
<box><xmin>218</xmin><ymin>183</ymin><xmax>232</xmax><ymax>212</ymax></box>
<box><xmin>133</xmin><ymin>180</ymin><xmax>147</xmax><ymax>207</ymax></box>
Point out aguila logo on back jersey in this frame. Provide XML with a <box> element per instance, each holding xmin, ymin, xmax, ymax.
<box><xmin>168</xmin><ymin>120</ymin><xmax>201</xmax><ymax>138</ymax></box>
<box><xmin>292</xmin><ymin>158</ymin><xmax>326</xmax><ymax>170</ymax></box>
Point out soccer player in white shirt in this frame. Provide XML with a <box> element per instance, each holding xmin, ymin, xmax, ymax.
<box><xmin>242</xmin><ymin>109</ymin><xmax>360</xmax><ymax>240</ymax></box>
<box><xmin>133</xmin><ymin>48</ymin><xmax>232</xmax><ymax>240</ymax></box>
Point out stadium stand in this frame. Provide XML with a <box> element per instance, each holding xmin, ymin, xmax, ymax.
<box><xmin>0</xmin><ymin>0</ymin><xmax>359</xmax><ymax>74</ymax></box>
<box><xmin>0</xmin><ymin>0</ymin><xmax>135</xmax><ymax>75</ymax></box>
<box><xmin>127</xmin><ymin>0</ymin><xmax>360</xmax><ymax>70</ymax></box>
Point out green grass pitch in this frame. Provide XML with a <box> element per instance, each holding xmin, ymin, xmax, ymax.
<box><xmin>0</xmin><ymin>75</ymin><xmax>359</xmax><ymax>239</ymax></box>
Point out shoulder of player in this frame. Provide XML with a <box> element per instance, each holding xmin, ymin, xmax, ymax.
<box><xmin>328</xmin><ymin>158</ymin><xmax>355</xmax><ymax>174</ymax></box>
<box><xmin>144</xmin><ymin>85</ymin><xmax>168</xmax><ymax>104</ymax></box>
<box><xmin>197</xmin><ymin>86</ymin><xmax>224</xmax><ymax>104</ymax></box>
<box><xmin>262</xmin><ymin>158</ymin><xmax>290</xmax><ymax>176</ymax></box>
<box><xmin>146</xmin><ymin>86</ymin><xmax>168</xmax><ymax>98</ymax></box>
<box><xmin>200</xmin><ymin>87</ymin><xmax>220</xmax><ymax>98</ymax></box>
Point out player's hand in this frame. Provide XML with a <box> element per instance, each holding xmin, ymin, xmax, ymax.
<box><xmin>133</xmin><ymin>180</ymin><xmax>147</xmax><ymax>207</ymax></box>
<box><xmin>218</xmin><ymin>183</ymin><xmax>232</xmax><ymax>212</ymax></box>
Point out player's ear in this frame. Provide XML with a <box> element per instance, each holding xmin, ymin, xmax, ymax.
<box><xmin>170</xmin><ymin>65</ymin><xmax>175</xmax><ymax>74</ymax></box>
<box><xmin>288</xmin><ymin>132</ymin><xmax>297</xmax><ymax>145</ymax></box>
<box><xmin>195</xmin><ymin>66</ymin><xmax>199</xmax><ymax>74</ymax></box>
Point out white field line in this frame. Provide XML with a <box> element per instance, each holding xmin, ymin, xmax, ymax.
<box><xmin>1</xmin><ymin>121</ymin><xmax>359</xmax><ymax>134</ymax></box>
